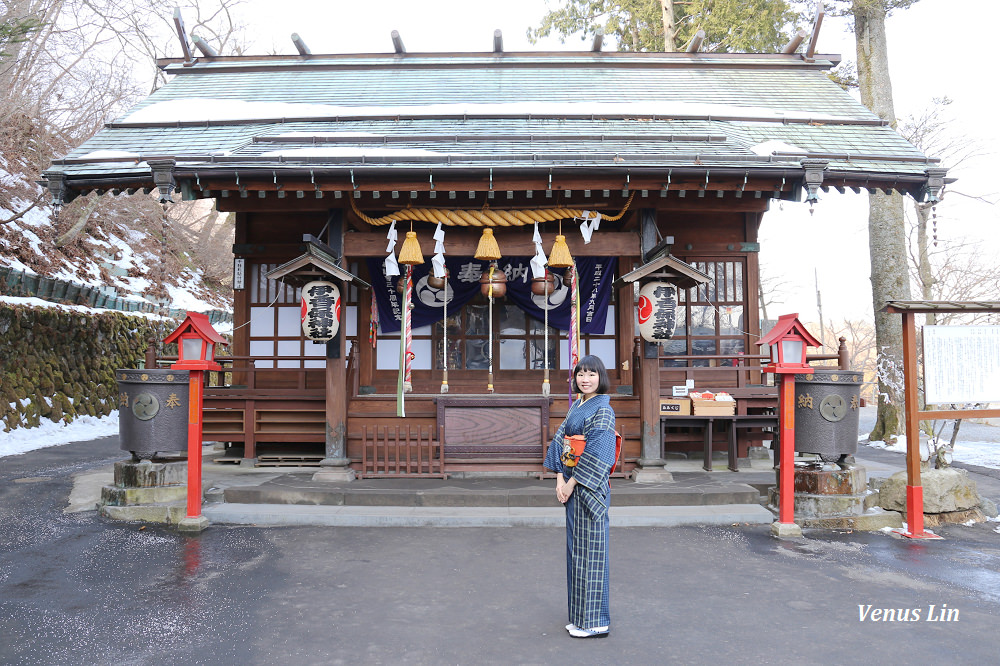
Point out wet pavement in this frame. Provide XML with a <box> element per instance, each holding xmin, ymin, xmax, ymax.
<box><xmin>2</xmin><ymin>434</ymin><xmax>1000</xmax><ymax>664</ymax></box>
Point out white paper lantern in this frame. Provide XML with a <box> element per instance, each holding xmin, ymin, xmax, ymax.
<box><xmin>637</xmin><ymin>281</ymin><xmax>677</xmax><ymax>342</ymax></box>
<box><xmin>301</xmin><ymin>281</ymin><xmax>341</xmax><ymax>341</ymax></box>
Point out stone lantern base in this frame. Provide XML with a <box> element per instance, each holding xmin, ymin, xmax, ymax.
<box><xmin>99</xmin><ymin>458</ymin><xmax>189</xmax><ymax>525</ymax></box>
<box><xmin>767</xmin><ymin>462</ymin><xmax>903</xmax><ymax>531</ymax></box>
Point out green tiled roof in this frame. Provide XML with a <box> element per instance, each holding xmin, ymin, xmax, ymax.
<box><xmin>47</xmin><ymin>51</ymin><xmax>940</xmax><ymax>196</ymax></box>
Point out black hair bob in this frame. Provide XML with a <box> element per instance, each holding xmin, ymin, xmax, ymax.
<box><xmin>571</xmin><ymin>355</ymin><xmax>611</xmax><ymax>395</ymax></box>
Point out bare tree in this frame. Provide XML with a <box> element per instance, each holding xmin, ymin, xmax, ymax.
<box><xmin>900</xmin><ymin>97</ymin><xmax>997</xmax><ymax>326</ymax></box>
<box><xmin>1</xmin><ymin>0</ymin><xmax>242</xmax><ymax>307</ymax></box>
<box><xmin>757</xmin><ymin>265</ymin><xmax>793</xmax><ymax>325</ymax></box>
<box><xmin>826</xmin><ymin>318</ymin><xmax>878</xmax><ymax>400</ymax></box>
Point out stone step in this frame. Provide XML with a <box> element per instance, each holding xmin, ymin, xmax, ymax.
<box><xmin>218</xmin><ymin>474</ymin><xmax>764</xmax><ymax>508</ymax></box>
<box><xmin>101</xmin><ymin>484</ymin><xmax>186</xmax><ymax>506</ymax></box>
<box><xmin>202</xmin><ymin>503</ymin><xmax>776</xmax><ymax>528</ymax></box>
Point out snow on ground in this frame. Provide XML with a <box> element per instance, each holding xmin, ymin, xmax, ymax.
<box><xmin>868</xmin><ymin>436</ymin><xmax>1000</xmax><ymax>471</ymax></box>
<box><xmin>1</xmin><ymin>412</ymin><xmax>120</xmax><ymax>457</ymax></box>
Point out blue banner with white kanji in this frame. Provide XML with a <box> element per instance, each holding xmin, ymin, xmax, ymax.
<box><xmin>367</xmin><ymin>256</ymin><xmax>617</xmax><ymax>334</ymax></box>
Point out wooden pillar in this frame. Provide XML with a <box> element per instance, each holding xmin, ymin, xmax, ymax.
<box><xmin>615</xmin><ymin>263</ymin><xmax>636</xmax><ymax>391</ymax></box>
<box><xmin>316</xmin><ymin>210</ymin><xmax>354</xmax><ymax>480</ymax></box>
<box><xmin>358</xmin><ymin>285</ymin><xmax>375</xmax><ymax>390</ymax></box>
<box><xmin>634</xmin><ymin>209</ymin><xmax>671</xmax><ymax>481</ymax></box>
<box><xmin>232</xmin><ymin>212</ymin><xmax>251</xmax><ymax>391</ymax></box>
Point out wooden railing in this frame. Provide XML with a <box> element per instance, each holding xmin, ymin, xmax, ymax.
<box><xmin>149</xmin><ymin>343</ymin><xmax>362</xmax><ymax>398</ymax></box>
<box><xmin>360</xmin><ymin>424</ymin><xmax>447</xmax><ymax>479</ymax></box>
<box><xmin>656</xmin><ymin>338</ymin><xmax>850</xmax><ymax>407</ymax></box>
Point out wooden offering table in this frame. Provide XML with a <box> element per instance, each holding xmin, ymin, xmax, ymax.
<box><xmin>661</xmin><ymin>414</ymin><xmax>778</xmax><ymax>472</ymax></box>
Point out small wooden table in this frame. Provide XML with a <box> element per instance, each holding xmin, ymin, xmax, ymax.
<box><xmin>660</xmin><ymin>414</ymin><xmax>778</xmax><ymax>471</ymax></box>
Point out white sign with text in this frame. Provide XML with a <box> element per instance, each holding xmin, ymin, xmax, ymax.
<box><xmin>923</xmin><ymin>325</ymin><xmax>1000</xmax><ymax>404</ymax></box>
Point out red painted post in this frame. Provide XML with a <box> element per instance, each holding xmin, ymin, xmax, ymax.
<box><xmin>164</xmin><ymin>312</ymin><xmax>226</xmax><ymax>532</ymax></box>
<box><xmin>186</xmin><ymin>368</ymin><xmax>204</xmax><ymax>519</ymax></box>
<box><xmin>756</xmin><ymin>314</ymin><xmax>820</xmax><ymax>537</ymax></box>
<box><xmin>901</xmin><ymin>310</ymin><xmax>927</xmax><ymax>537</ymax></box>
<box><xmin>778</xmin><ymin>372</ymin><xmax>796</xmax><ymax>526</ymax></box>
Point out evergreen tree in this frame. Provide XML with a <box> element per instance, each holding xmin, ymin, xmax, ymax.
<box><xmin>528</xmin><ymin>0</ymin><xmax>806</xmax><ymax>53</ymax></box>
<box><xmin>0</xmin><ymin>16</ymin><xmax>42</xmax><ymax>58</ymax></box>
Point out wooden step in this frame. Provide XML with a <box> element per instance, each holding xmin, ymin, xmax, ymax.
<box><xmin>255</xmin><ymin>454</ymin><xmax>324</xmax><ymax>467</ymax></box>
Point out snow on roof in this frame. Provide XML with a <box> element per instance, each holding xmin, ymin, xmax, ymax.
<box><xmin>120</xmin><ymin>98</ymin><xmax>857</xmax><ymax>126</ymax></box>
<box><xmin>270</xmin><ymin>131</ymin><xmax>381</xmax><ymax>138</ymax></box>
<box><xmin>258</xmin><ymin>146</ymin><xmax>446</xmax><ymax>158</ymax></box>
<box><xmin>77</xmin><ymin>150</ymin><xmax>141</xmax><ymax>160</ymax></box>
<box><xmin>750</xmin><ymin>140</ymin><xmax>806</xmax><ymax>156</ymax></box>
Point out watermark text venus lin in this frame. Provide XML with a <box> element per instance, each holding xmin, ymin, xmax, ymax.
<box><xmin>858</xmin><ymin>605</ymin><xmax>960</xmax><ymax>622</ymax></box>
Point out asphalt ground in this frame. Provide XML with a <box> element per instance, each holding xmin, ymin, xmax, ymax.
<box><xmin>2</xmin><ymin>434</ymin><xmax>1000</xmax><ymax>664</ymax></box>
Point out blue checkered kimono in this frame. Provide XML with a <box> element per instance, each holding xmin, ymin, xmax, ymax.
<box><xmin>544</xmin><ymin>394</ymin><xmax>616</xmax><ymax>630</ymax></box>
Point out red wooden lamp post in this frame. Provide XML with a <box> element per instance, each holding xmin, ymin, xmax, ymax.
<box><xmin>757</xmin><ymin>313</ymin><xmax>821</xmax><ymax>538</ymax></box>
<box><xmin>164</xmin><ymin>312</ymin><xmax>228</xmax><ymax>532</ymax></box>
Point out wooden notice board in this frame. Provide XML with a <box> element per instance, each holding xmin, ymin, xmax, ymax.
<box><xmin>436</xmin><ymin>397</ymin><xmax>551</xmax><ymax>459</ymax></box>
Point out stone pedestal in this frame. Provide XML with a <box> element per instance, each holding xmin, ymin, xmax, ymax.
<box><xmin>632</xmin><ymin>465</ymin><xmax>673</xmax><ymax>483</ymax></box>
<box><xmin>770</xmin><ymin>522</ymin><xmax>803</xmax><ymax>538</ymax></box>
<box><xmin>768</xmin><ymin>462</ymin><xmax>902</xmax><ymax>531</ymax></box>
<box><xmin>177</xmin><ymin>515</ymin><xmax>210</xmax><ymax>532</ymax></box>
<box><xmin>313</xmin><ymin>458</ymin><xmax>356</xmax><ymax>483</ymax></box>
<box><xmin>99</xmin><ymin>459</ymin><xmax>188</xmax><ymax>524</ymax></box>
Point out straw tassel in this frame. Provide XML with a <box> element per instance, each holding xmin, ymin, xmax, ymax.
<box><xmin>568</xmin><ymin>263</ymin><xmax>580</xmax><ymax>405</ymax></box>
<box><xmin>474</xmin><ymin>227</ymin><xmax>502</xmax><ymax>261</ymax></box>
<box><xmin>398</xmin><ymin>230</ymin><xmax>424</xmax><ymax>265</ymax></box>
<box><xmin>547</xmin><ymin>234</ymin><xmax>573</xmax><ymax>268</ymax></box>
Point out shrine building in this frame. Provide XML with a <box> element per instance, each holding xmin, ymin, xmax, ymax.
<box><xmin>43</xmin><ymin>29</ymin><xmax>943</xmax><ymax>478</ymax></box>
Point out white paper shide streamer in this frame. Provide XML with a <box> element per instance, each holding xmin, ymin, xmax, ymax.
<box><xmin>530</xmin><ymin>222</ymin><xmax>547</xmax><ymax>279</ymax></box>
<box><xmin>384</xmin><ymin>220</ymin><xmax>399</xmax><ymax>276</ymax></box>
<box><xmin>577</xmin><ymin>210</ymin><xmax>601</xmax><ymax>244</ymax></box>
<box><xmin>432</xmin><ymin>221</ymin><xmax>447</xmax><ymax>278</ymax></box>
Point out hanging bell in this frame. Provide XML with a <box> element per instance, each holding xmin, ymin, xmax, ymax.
<box><xmin>531</xmin><ymin>272</ymin><xmax>555</xmax><ymax>296</ymax></box>
<box><xmin>474</xmin><ymin>227</ymin><xmax>502</xmax><ymax>261</ymax></box>
<box><xmin>398</xmin><ymin>230</ymin><xmax>424</xmax><ymax>265</ymax></box>
<box><xmin>427</xmin><ymin>267</ymin><xmax>448</xmax><ymax>290</ymax></box>
<box><xmin>479</xmin><ymin>265</ymin><xmax>507</xmax><ymax>298</ymax></box>
<box><xmin>547</xmin><ymin>234</ymin><xmax>573</xmax><ymax>268</ymax></box>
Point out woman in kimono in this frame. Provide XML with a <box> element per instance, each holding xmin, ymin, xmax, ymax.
<box><xmin>543</xmin><ymin>354</ymin><xmax>616</xmax><ymax>639</ymax></box>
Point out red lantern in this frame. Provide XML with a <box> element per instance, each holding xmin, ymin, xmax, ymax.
<box><xmin>637</xmin><ymin>281</ymin><xmax>677</xmax><ymax>342</ymax></box>
<box><xmin>301</xmin><ymin>281</ymin><xmax>341</xmax><ymax>342</ymax></box>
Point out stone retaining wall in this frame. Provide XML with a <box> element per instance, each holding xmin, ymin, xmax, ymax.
<box><xmin>0</xmin><ymin>303</ymin><xmax>157</xmax><ymax>432</ymax></box>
